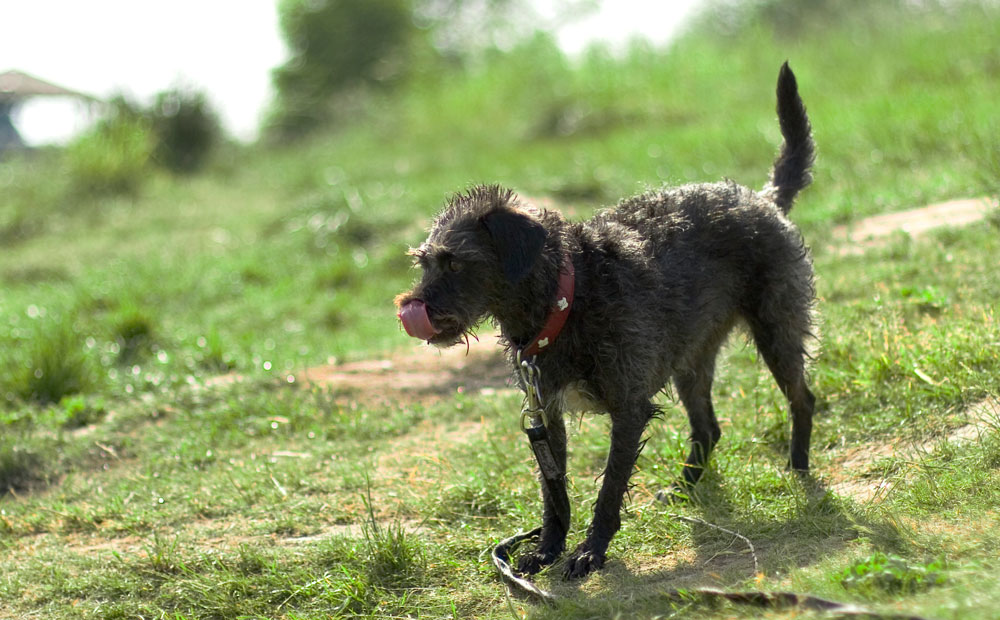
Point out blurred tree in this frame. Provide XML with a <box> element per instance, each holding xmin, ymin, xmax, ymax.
<box><xmin>266</xmin><ymin>0</ymin><xmax>595</xmax><ymax>141</ymax></box>
<box><xmin>269</xmin><ymin>0</ymin><xmax>420</xmax><ymax>139</ymax></box>
<box><xmin>149</xmin><ymin>88</ymin><xmax>221</xmax><ymax>174</ymax></box>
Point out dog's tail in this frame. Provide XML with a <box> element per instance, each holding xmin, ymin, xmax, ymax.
<box><xmin>764</xmin><ymin>62</ymin><xmax>815</xmax><ymax>214</ymax></box>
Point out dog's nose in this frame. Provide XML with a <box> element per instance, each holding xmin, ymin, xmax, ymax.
<box><xmin>397</xmin><ymin>299</ymin><xmax>441</xmax><ymax>340</ymax></box>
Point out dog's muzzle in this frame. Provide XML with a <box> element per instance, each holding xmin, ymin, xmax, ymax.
<box><xmin>397</xmin><ymin>299</ymin><xmax>441</xmax><ymax>341</ymax></box>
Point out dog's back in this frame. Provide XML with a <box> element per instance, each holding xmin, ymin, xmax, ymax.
<box><xmin>582</xmin><ymin>62</ymin><xmax>817</xmax><ymax>378</ymax></box>
<box><xmin>579</xmin><ymin>180</ymin><xmax>812</xmax><ymax>389</ymax></box>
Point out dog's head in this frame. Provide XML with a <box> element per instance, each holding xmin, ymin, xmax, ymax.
<box><xmin>395</xmin><ymin>185</ymin><xmax>548</xmax><ymax>347</ymax></box>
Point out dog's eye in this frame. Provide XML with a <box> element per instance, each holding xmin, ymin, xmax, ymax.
<box><xmin>446</xmin><ymin>258</ymin><xmax>463</xmax><ymax>273</ymax></box>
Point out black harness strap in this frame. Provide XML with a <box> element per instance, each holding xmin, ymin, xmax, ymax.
<box><xmin>517</xmin><ymin>351</ymin><xmax>571</xmax><ymax>534</ymax></box>
<box><xmin>524</xmin><ymin>421</ymin><xmax>571</xmax><ymax>533</ymax></box>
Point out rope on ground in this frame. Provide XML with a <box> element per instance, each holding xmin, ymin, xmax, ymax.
<box><xmin>666</xmin><ymin>512</ymin><xmax>759</xmax><ymax>575</ymax></box>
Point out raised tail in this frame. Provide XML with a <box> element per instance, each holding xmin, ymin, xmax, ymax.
<box><xmin>765</xmin><ymin>62</ymin><xmax>815</xmax><ymax>214</ymax></box>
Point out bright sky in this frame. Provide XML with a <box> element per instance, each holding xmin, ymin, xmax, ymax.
<box><xmin>547</xmin><ymin>0</ymin><xmax>699</xmax><ymax>54</ymax></box>
<box><xmin>1</xmin><ymin>0</ymin><xmax>699</xmax><ymax>145</ymax></box>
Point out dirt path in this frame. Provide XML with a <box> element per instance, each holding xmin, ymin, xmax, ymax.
<box><xmin>297</xmin><ymin>339</ymin><xmax>513</xmax><ymax>405</ymax></box>
<box><xmin>827</xmin><ymin>397</ymin><xmax>999</xmax><ymax>503</ymax></box>
<box><xmin>830</xmin><ymin>196</ymin><xmax>995</xmax><ymax>255</ymax></box>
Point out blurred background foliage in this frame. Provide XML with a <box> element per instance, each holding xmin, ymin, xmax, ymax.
<box><xmin>264</xmin><ymin>0</ymin><xmax>592</xmax><ymax>139</ymax></box>
<box><xmin>268</xmin><ymin>0</ymin><xmax>423</xmax><ymax>139</ymax></box>
<box><xmin>149</xmin><ymin>88</ymin><xmax>222</xmax><ymax>174</ymax></box>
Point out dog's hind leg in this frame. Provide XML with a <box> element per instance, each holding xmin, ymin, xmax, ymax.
<box><xmin>748</xmin><ymin>316</ymin><xmax>815</xmax><ymax>472</ymax></box>
<box><xmin>516</xmin><ymin>412</ymin><xmax>569</xmax><ymax>575</ymax></box>
<box><xmin>674</xmin><ymin>352</ymin><xmax>723</xmax><ymax>489</ymax></box>
<box><xmin>564</xmin><ymin>400</ymin><xmax>654</xmax><ymax>579</ymax></box>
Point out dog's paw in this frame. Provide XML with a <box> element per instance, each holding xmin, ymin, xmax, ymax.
<box><xmin>562</xmin><ymin>544</ymin><xmax>605</xmax><ymax>579</ymax></box>
<box><xmin>516</xmin><ymin>549</ymin><xmax>559</xmax><ymax>575</ymax></box>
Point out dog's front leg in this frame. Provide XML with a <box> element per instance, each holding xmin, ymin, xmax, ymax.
<box><xmin>516</xmin><ymin>412</ymin><xmax>569</xmax><ymax>575</ymax></box>
<box><xmin>564</xmin><ymin>405</ymin><xmax>648</xmax><ymax>579</ymax></box>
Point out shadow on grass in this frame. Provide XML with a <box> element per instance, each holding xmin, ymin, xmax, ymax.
<box><xmin>528</xmin><ymin>473</ymin><xmax>905</xmax><ymax>617</ymax></box>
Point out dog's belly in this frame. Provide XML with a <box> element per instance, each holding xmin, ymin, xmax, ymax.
<box><xmin>558</xmin><ymin>381</ymin><xmax>603</xmax><ymax>413</ymax></box>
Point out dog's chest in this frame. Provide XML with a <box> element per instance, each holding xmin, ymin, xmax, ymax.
<box><xmin>557</xmin><ymin>381</ymin><xmax>603</xmax><ymax>413</ymax></box>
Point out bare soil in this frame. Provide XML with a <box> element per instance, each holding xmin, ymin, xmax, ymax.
<box><xmin>826</xmin><ymin>397</ymin><xmax>999</xmax><ymax>503</ymax></box>
<box><xmin>830</xmin><ymin>196</ymin><xmax>995</xmax><ymax>255</ymax></box>
<box><xmin>297</xmin><ymin>341</ymin><xmax>514</xmax><ymax>406</ymax></box>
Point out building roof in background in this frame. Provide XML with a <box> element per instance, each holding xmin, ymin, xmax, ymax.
<box><xmin>0</xmin><ymin>69</ymin><xmax>99</xmax><ymax>101</ymax></box>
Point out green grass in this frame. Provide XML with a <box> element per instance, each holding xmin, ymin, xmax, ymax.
<box><xmin>2</xmin><ymin>1</ymin><xmax>1000</xmax><ymax>618</ymax></box>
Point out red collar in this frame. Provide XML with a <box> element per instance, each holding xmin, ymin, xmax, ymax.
<box><xmin>522</xmin><ymin>255</ymin><xmax>575</xmax><ymax>357</ymax></box>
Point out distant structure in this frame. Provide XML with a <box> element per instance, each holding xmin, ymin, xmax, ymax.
<box><xmin>0</xmin><ymin>69</ymin><xmax>99</xmax><ymax>152</ymax></box>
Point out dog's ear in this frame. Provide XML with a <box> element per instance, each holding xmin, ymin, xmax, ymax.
<box><xmin>481</xmin><ymin>209</ymin><xmax>547</xmax><ymax>284</ymax></box>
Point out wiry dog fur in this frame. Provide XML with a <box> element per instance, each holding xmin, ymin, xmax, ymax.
<box><xmin>396</xmin><ymin>63</ymin><xmax>817</xmax><ymax>579</ymax></box>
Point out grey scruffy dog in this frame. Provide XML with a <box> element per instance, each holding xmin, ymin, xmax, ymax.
<box><xmin>396</xmin><ymin>62</ymin><xmax>816</xmax><ymax>579</ymax></box>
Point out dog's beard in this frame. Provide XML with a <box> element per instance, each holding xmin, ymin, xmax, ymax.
<box><xmin>427</xmin><ymin>314</ymin><xmax>480</xmax><ymax>349</ymax></box>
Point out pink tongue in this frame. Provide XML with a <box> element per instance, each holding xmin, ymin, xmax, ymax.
<box><xmin>397</xmin><ymin>300</ymin><xmax>440</xmax><ymax>341</ymax></box>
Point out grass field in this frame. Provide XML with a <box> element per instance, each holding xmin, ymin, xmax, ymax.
<box><xmin>2</xmin><ymin>2</ymin><xmax>1000</xmax><ymax>618</ymax></box>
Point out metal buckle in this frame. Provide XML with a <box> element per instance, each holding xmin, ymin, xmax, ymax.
<box><xmin>516</xmin><ymin>349</ymin><xmax>547</xmax><ymax>429</ymax></box>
